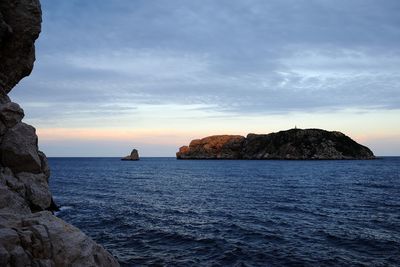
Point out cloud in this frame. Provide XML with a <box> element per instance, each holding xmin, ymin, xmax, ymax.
<box><xmin>8</xmin><ymin>0</ymin><xmax>400</xmax><ymax>156</ymax></box>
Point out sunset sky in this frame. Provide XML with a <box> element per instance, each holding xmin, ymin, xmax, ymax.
<box><xmin>10</xmin><ymin>0</ymin><xmax>400</xmax><ymax>156</ymax></box>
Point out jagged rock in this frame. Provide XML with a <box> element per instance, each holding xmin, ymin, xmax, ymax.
<box><xmin>0</xmin><ymin>102</ymin><xmax>24</xmax><ymax>128</ymax></box>
<box><xmin>2</xmin><ymin>167</ymin><xmax>26</xmax><ymax>197</ymax></box>
<box><xmin>0</xmin><ymin>0</ymin><xmax>120</xmax><ymax>265</ymax></box>
<box><xmin>38</xmin><ymin>151</ymin><xmax>50</xmax><ymax>182</ymax></box>
<box><xmin>0</xmin><ymin>245</ymin><xmax>10</xmax><ymax>266</ymax></box>
<box><xmin>0</xmin><ymin>227</ymin><xmax>19</xmax><ymax>250</ymax></box>
<box><xmin>122</xmin><ymin>148</ymin><xmax>140</xmax><ymax>161</ymax></box>
<box><xmin>0</xmin><ymin>120</ymin><xmax>6</xmax><ymax>136</ymax></box>
<box><xmin>0</xmin><ymin>186</ymin><xmax>31</xmax><ymax>214</ymax></box>
<box><xmin>0</xmin><ymin>89</ymin><xmax>10</xmax><ymax>105</ymax></box>
<box><xmin>0</xmin><ymin>0</ymin><xmax>42</xmax><ymax>93</ymax></box>
<box><xmin>10</xmin><ymin>246</ymin><xmax>31</xmax><ymax>266</ymax></box>
<box><xmin>0</xmin><ymin>128</ymin><xmax>115</xmax><ymax>264</ymax></box>
<box><xmin>0</xmin><ymin>212</ymin><xmax>119</xmax><ymax>267</ymax></box>
<box><xmin>36</xmin><ymin>212</ymin><xmax>118</xmax><ymax>266</ymax></box>
<box><xmin>177</xmin><ymin>129</ymin><xmax>375</xmax><ymax>160</ymax></box>
<box><xmin>0</xmin><ymin>122</ymin><xmax>42</xmax><ymax>173</ymax></box>
<box><xmin>17</xmin><ymin>172</ymin><xmax>51</xmax><ymax>211</ymax></box>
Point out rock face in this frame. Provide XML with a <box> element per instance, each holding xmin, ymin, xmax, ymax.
<box><xmin>1</xmin><ymin>123</ymin><xmax>42</xmax><ymax>174</ymax></box>
<box><xmin>177</xmin><ymin>135</ymin><xmax>245</xmax><ymax>159</ymax></box>
<box><xmin>177</xmin><ymin>129</ymin><xmax>375</xmax><ymax>160</ymax></box>
<box><xmin>0</xmin><ymin>1</ymin><xmax>119</xmax><ymax>266</ymax></box>
<box><xmin>0</xmin><ymin>0</ymin><xmax>42</xmax><ymax>93</ymax></box>
<box><xmin>0</xmin><ymin>212</ymin><xmax>118</xmax><ymax>267</ymax></box>
<box><xmin>122</xmin><ymin>148</ymin><xmax>139</xmax><ymax>160</ymax></box>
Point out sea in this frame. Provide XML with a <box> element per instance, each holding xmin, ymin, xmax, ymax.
<box><xmin>49</xmin><ymin>157</ymin><xmax>400</xmax><ymax>266</ymax></box>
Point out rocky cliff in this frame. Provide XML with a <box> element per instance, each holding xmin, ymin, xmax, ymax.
<box><xmin>0</xmin><ymin>1</ymin><xmax>119</xmax><ymax>266</ymax></box>
<box><xmin>176</xmin><ymin>129</ymin><xmax>375</xmax><ymax>160</ymax></box>
<box><xmin>177</xmin><ymin>135</ymin><xmax>245</xmax><ymax>159</ymax></box>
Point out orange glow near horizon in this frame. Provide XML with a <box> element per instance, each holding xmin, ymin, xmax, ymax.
<box><xmin>37</xmin><ymin>128</ymin><xmax>184</xmax><ymax>144</ymax></box>
<box><xmin>34</xmin><ymin>126</ymin><xmax>400</xmax><ymax>156</ymax></box>
<box><xmin>36</xmin><ymin>128</ymin><xmax>246</xmax><ymax>145</ymax></box>
<box><xmin>36</xmin><ymin>127</ymin><xmax>398</xmax><ymax>146</ymax></box>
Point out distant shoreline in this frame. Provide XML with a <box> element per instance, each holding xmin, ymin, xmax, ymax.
<box><xmin>46</xmin><ymin>156</ymin><xmax>396</xmax><ymax>159</ymax></box>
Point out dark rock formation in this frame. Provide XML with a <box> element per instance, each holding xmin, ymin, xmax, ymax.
<box><xmin>0</xmin><ymin>212</ymin><xmax>118</xmax><ymax>267</ymax></box>
<box><xmin>177</xmin><ymin>129</ymin><xmax>375</xmax><ymax>160</ymax></box>
<box><xmin>1</xmin><ymin>122</ymin><xmax>42</xmax><ymax>174</ymax></box>
<box><xmin>0</xmin><ymin>1</ymin><xmax>119</xmax><ymax>266</ymax></box>
<box><xmin>0</xmin><ymin>0</ymin><xmax>42</xmax><ymax>93</ymax></box>
<box><xmin>0</xmin><ymin>102</ymin><xmax>24</xmax><ymax>128</ymax></box>
<box><xmin>122</xmin><ymin>148</ymin><xmax>139</xmax><ymax>160</ymax></box>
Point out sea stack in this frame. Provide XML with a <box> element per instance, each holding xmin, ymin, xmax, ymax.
<box><xmin>0</xmin><ymin>1</ymin><xmax>119</xmax><ymax>266</ymax></box>
<box><xmin>122</xmin><ymin>149</ymin><xmax>140</xmax><ymax>161</ymax></box>
<box><xmin>177</xmin><ymin>128</ymin><xmax>375</xmax><ymax>160</ymax></box>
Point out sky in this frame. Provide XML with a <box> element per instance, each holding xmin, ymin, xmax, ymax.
<box><xmin>10</xmin><ymin>0</ymin><xmax>400</xmax><ymax>156</ymax></box>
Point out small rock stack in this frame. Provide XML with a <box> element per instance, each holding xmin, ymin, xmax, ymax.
<box><xmin>121</xmin><ymin>149</ymin><xmax>140</xmax><ymax>161</ymax></box>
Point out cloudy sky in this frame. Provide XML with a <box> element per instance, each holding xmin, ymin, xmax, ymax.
<box><xmin>10</xmin><ymin>0</ymin><xmax>400</xmax><ymax>156</ymax></box>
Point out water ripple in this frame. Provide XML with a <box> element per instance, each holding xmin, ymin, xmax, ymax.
<box><xmin>50</xmin><ymin>157</ymin><xmax>400</xmax><ymax>266</ymax></box>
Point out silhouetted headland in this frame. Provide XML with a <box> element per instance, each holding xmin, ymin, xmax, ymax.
<box><xmin>176</xmin><ymin>128</ymin><xmax>375</xmax><ymax>160</ymax></box>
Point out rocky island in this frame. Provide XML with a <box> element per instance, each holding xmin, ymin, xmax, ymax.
<box><xmin>176</xmin><ymin>129</ymin><xmax>375</xmax><ymax>160</ymax></box>
<box><xmin>121</xmin><ymin>149</ymin><xmax>140</xmax><ymax>161</ymax></box>
<box><xmin>0</xmin><ymin>1</ymin><xmax>119</xmax><ymax>266</ymax></box>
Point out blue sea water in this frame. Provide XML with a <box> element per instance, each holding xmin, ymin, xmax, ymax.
<box><xmin>49</xmin><ymin>157</ymin><xmax>400</xmax><ymax>266</ymax></box>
